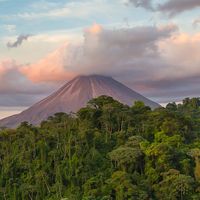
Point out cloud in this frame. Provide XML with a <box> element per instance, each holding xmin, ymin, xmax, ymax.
<box><xmin>193</xmin><ymin>17</ymin><xmax>200</xmax><ymax>27</ymax></box>
<box><xmin>20</xmin><ymin>43</ymin><xmax>76</xmax><ymax>82</ymax></box>
<box><xmin>126</xmin><ymin>0</ymin><xmax>153</xmax><ymax>10</ymax></box>
<box><xmin>2</xmin><ymin>24</ymin><xmax>16</xmax><ymax>33</ymax></box>
<box><xmin>20</xmin><ymin>23</ymin><xmax>177</xmax><ymax>83</ymax></box>
<box><xmin>0</xmin><ymin>59</ymin><xmax>17</xmax><ymax>78</ymax></box>
<box><xmin>2</xmin><ymin>23</ymin><xmax>200</xmax><ymax>106</ymax></box>
<box><xmin>20</xmin><ymin>23</ymin><xmax>200</xmax><ymax>104</ymax></box>
<box><xmin>127</xmin><ymin>0</ymin><xmax>200</xmax><ymax>17</ymax></box>
<box><xmin>7</xmin><ymin>34</ymin><xmax>32</xmax><ymax>48</ymax></box>
<box><xmin>1</xmin><ymin>1</ymin><xmax>109</xmax><ymax>20</ymax></box>
<box><xmin>140</xmin><ymin>75</ymin><xmax>200</xmax><ymax>103</ymax></box>
<box><xmin>157</xmin><ymin>0</ymin><xmax>200</xmax><ymax>17</ymax></box>
<box><xmin>30</xmin><ymin>0</ymin><xmax>60</xmax><ymax>10</ymax></box>
<box><xmin>86</xmin><ymin>23</ymin><xmax>103</xmax><ymax>34</ymax></box>
<box><xmin>16</xmin><ymin>7</ymin><xmax>71</xmax><ymax>20</ymax></box>
<box><xmin>129</xmin><ymin>31</ymin><xmax>200</xmax><ymax>102</ymax></box>
<box><xmin>0</xmin><ymin>59</ymin><xmax>58</xmax><ymax>106</ymax></box>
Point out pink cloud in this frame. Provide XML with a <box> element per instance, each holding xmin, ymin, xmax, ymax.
<box><xmin>20</xmin><ymin>43</ymin><xmax>76</xmax><ymax>82</ymax></box>
<box><xmin>19</xmin><ymin>24</ymin><xmax>103</xmax><ymax>83</ymax></box>
<box><xmin>158</xmin><ymin>32</ymin><xmax>200</xmax><ymax>78</ymax></box>
<box><xmin>85</xmin><ymin>23</ymin><xmax>103</xmax><ymax>35</ymax></box>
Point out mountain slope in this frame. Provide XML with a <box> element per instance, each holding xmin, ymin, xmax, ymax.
<box><xmin>0</xmin><ymin>75</ymin><xmax>160</xmax><ymax>127</ymax></box>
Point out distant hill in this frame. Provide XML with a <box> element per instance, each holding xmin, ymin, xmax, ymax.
<box><xmin>0</xmin><ymin>75</ymin><xmax>160</xmax><ymax>127</ymax></box>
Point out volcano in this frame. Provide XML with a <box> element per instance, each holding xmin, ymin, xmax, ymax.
<box><xmin>0</xmin><ymin>75</ymin><xmax>160</xmax><ymax>128</ymax></box>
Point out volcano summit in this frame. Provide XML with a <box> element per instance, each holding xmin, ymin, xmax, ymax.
<box><xmin>0</xmin><ymin>75</ymin><xmax>160</xmax><ymax>128</ymax></box>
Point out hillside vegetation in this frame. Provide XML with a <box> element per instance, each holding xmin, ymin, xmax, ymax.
<box><xmin>1</xmin><ymin>96</ymin><xmax>200</xmax><ymax>200</ymax></box>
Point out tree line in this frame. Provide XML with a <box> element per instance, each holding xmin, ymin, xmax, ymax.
<box><xmin>0</xmin><ymin>96</ymin><xmax>200</xmax><ymax>199</ymax></box>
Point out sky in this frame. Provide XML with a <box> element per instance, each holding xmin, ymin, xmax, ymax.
<box><xmin>1</xmin><ymin>0</ymin><xmax>200</xmax><ymax>119</ymax></box>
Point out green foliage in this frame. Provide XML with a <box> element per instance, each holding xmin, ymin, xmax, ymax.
<box><xmin>1</xmin><ymin>96</ymin><xmax>200</xmax><ymax>199</ymax></box>
<box><xmin>154</xmin><ymin>169</ymin><xmax>194</xmax><ymax>200</ymax></box>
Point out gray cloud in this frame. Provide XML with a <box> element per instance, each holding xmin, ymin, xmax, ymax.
<box><xmin>126</xmin><ymin>0</ymin><xmax>153</xmax><ymax>10</ymax></box>
<box><xmin>157</xmin><ymin>0</ymin><xmax>200</xmax><ymax>17</ymax></box>
<box><xmin>0</xmin><ymin>94</ymin><xmax>46</xmax><ymax>107</ymax></box>
<box><xmin>74</xmin><ymin>24</ymin><xmax>178</xmax><ymax>75</ymax></box>
<box><xmin>132</xmin><ymin>75</ymin><xmax>200</xmax><ymax>103</ymax></box>
<box><xmin>127</xmin><ymin>0</ymin><xmax>200</xmax><ymax>17</ymax></box>
<box><xmin>7</xmin><ymin>34</ymin><xmax>32</xmax><ymax>48</ymax></box>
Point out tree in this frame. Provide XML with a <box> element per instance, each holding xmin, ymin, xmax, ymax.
<box><xmin>155</xmin><ymin>169</ymin><xmax>194</xmax><ymax>200</ymax></box>
<box><xmin>107</xmin><ymin>171</ymin><xmax>148</xmax><ymax>200</ymax></box>
<box><xmin>189</xmin><ymin>148</ymin><xmax>200</xmax><ymax>181</ymax></box>
<box><xmin>109</xmin><ymin>136</ymin><xmax>144</xmax><ymax>172</ymax></box>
